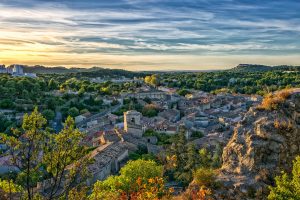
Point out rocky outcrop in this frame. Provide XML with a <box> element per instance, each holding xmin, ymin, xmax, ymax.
<box><xmin>216</xmin><ymin>92</ymin><xmax>300</xmax><ymax>199</ymax></box>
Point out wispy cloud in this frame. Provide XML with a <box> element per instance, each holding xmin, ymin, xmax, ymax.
<box><xmin>0</xmin><ymin>0</ymin><xmax>299</xmax><ymax>70</ymax></box>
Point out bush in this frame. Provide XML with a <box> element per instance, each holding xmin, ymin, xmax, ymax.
<box><xmin>178</xmin><ymin>89</ymin><xmax>191</xmax><ymax>96</ymax></box>
<box><xmin>258</xmin><ymin>89</ymin><xmax>292</xmax><ymax>110</ymax></box>
<box><xmin>67</xmin><ymin>107</ymin><xmax>79</xmax><ymax>117</ymax></box>
<box><xmin>90</xmin><ymin>160</ymin><xmax>166</xmax><ymax>199</ymax></box>
<box><xmin>42</xmin><ymin>109</ymin><xmax>55</xmax><ymax>121</ymax></box>
<box><xmin>0</xmin><ymin>99</ymin><xmax>14</xmax><ymax>109</ymax></box>
<box><xmin>193</xmin><ymin>168</ymin><xmax>216</xmax><ymax>188</ymax></box>
<box><xmin>268</xmin><ymin>156</ymin><xmax>300</xmax><ymax>199</ymax></box>
<box><xmin>191</xmin><ymin>131</ymin><xmax>204</xmax><ymax>138</ymax></box>
<box><xmin>142</xmin><ymin>104</ymin><xmax>160</xmax><ymax>117</ymax></box>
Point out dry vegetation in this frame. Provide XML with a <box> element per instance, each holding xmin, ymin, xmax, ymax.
<box><xmin>274</xmin><ymin>119</ymin><xmax>294</xmax><ymax>132</ymax></box>
<box><xmin>258</xmin><ymin>89</ymin><xmax>292</xmax><ymax>111</ymax></box>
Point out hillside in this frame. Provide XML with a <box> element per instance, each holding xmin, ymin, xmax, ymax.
<box><xmin>21</xmin><ymin>65</ymin><xmax>146</xmax><ymax>78</ymax></box>
<box><xmin>215</xmin><ymin>89</ymin><xmax>300</xmax><ymax>199</ymax></box>
<box><xmin>231</xmin><ymin>64</ymin><xmax>300</xmax><ymax>72</ymax></box>
<box><xmin>23</xmin><ymin>65</ymin><xmax>103</xmax><ymax>74</ymax></box>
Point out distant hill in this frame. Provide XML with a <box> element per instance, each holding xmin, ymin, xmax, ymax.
<box><xmin>231</xmin><ymin>64</ymin><xmax>300</xmax><ymax>72</ymax></box>
<box><xmin>23</xmin><ymin>65</ymin><xmax>104</xmax><ymax>74</ymax></box>
<box><xmin>22</xmin><ymin>65</ymin><xmax>146</xmax><ymax>78</ymax></box>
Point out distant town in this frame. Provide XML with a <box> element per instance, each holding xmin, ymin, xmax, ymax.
<box><xmin>0</xmin><ymin>64</ymin><xmax>37</xmax><ymax>78</ymax></box>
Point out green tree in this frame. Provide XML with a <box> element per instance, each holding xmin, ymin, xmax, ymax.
<box><xmin>1</xmin><ymin>108</ymin><xmax>47</xmax><ymax>199</ymax></box>
<box><xmin>166</xmin><ymin>128</ymin><xmax>198</xmax><ymax>186</ymax></box>
<box><xmin>48</xmin><ymin>79</ymin><xmax>59</xmax><ymax>90</ymax></box>
<box><xmin>42</xmin><ymin>109</ymin><xmax>55</xmax><ymax>121</ymax></box>
<box><xmin>43</xmin><ymin>116</ymin><xmax>89</xmax><ymax>200</ymax></box>
<box><xmin>268</xmin><ymin>156</ymin><xmax>300</xmax><ymax>200</ymax></box>
<box><xmin>89</xmin><ymin>160</ymin><xmax>164</xmax><ymax>199</ymax></box>
<box><xmin>68</xmin><ymin>107</ymin><xmax>79</xmax><ymax>118</ymax></box>
<box><xmin>0</xmin><ymin>179</ymin><xmax>23</xmax><ymax>200</ymax></box>
<box><xmin>0</xmin><ymin>110</ymin><xmax>89</xmax><ymax>200</ymax></box>
<box><xmin>142</xmin><ymin>104</ymin><xmax>159</xmax><ymax>117</ymax></box>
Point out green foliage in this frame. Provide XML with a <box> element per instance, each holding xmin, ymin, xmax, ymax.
<box><xmin>89</xmin><ymin>160</ymin><xmax>164</xmax><ymax>199</ymax></box>
<box><xmin>193</xmin><ymin>168</ymin><xmax>217</xmax><ymax>188</ymax></box>
<box><xmin>159</xmin><ymin>71</ymin><xmax>300</xmax><ymax>95</ymax></box>
<box><xmin>42</xmin><ymin>109</ymin><xmax>55</xmax><ymax>121</ymax></box>
<box><xmin>143</xmin><ymin>129</ymin><xmax>172</xmax><ymax>145</ymax></box>
<box><xmin>165</xmin><ymin>128</ymin><xmax>222</xmax><ymax>186</ymax></box>
<box><xmin>0</xmin><ymin>99</ymin><xmax>14</xmax><ymax>109</ymax></box>
<box><xmin>0</xmin><ymin>115</ymin><xmax>14</xmax><ymax>133</ymax></box>
<box><xmin>113</xmin><ymin>98</ymin><xmax>143</xmax><ymax>116</ymax></box>
<box><xmin>268</xmin><ymin>156</ymin><xmax>300</xmax><ymax>200</ymax></box>
<box><xmin>68</xmin><ymin>107</ymin><xmax>80</xmax><ymax>117</ymax></box>
<box><xmin>191</xmin><ymin>131</ymin><xmax>204</xmax><ymax>139</ymax></box>
<box><xmin>142</xmin><ymin>104</ymin><xmax>160</xmax><ymax>117</ymax></box>
<box><xmin>144</xmin><ymin>75</ymin><xmax>159</xmax><ymax>86</ymax></box>
<box><xmin>177</xmin><ymin>89</ymin><xmax>191</xmax><ymax>96</ymax></box>
<box><xmin>0</xmin><ymin>109</ymin><xmax>89</xmax><ymax>199</ymax></box>
<box><xmin>1</xmin><ymin>108</ymin><xmax>47</xmax><ymax>199</ymax></box>
<box><xmin>43</xmin><ymin>116</ymin><xmax>89</xmax><ymax>199</ymax></box>
<box><xmin>0</xmin><ymin>179</ymin><xmax>23</xmax><ymax>199</ymax></box>
<box><xmin>128</xmin><ymin>145</ymin><xmax>158</xmax><ymax>162</ymax></box>
<box><xmin>48</xmin><ymin>78</ymin><xmax>58</xmax><ymax>90</ymax></box>
<box><xmin>166</xmin><ymin>130</ymin><xmax>197</xmax><ymax>186</ymax></box>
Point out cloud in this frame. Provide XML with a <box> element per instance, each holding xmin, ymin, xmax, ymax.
<box><xmin>0</xmin><ymin>0</ymin><xmax>299</xmax><ymax>69</ymax></box>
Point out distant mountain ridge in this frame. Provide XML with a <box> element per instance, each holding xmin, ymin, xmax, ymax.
<box><xmin>22</xmin><ymin>65</ymin><xmax>105</xmax><ymax>74</ymax></box>
<box><xmin>231</xmin><ymin>64</ymin><xmax>300</xmax><ymax>72</ymax></box>
<box><xmin>19</xmin><ymin>65</ymin><xmax>147</xmax><ymax>78</ymax></box>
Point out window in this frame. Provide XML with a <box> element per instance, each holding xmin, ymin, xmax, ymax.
<box><xmin>131</xmin><ymin>117</ymin><xmax>135</xmax><ymax>123</ymax></box>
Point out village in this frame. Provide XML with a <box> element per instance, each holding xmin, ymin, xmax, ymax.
<box><xmin>35</xmin><ymin>83</ymin><xmax>262</xmax><ymax>189</ymax></box>
<box><xmin>0</xmin><ymin>72</ymin><xmax>263</xmax><ymax>185</ymax></box>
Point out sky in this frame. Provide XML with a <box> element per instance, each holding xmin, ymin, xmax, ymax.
<box><xmin>0</xmin><ymin>0</ymin><xmax>299</xmax><ymax>71</ymax></box>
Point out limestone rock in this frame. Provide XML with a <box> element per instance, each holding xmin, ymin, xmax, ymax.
<box><xmin>216</xmin><ymin>92</ymin><xmax>300</xmax><ymax>199</ymax></box>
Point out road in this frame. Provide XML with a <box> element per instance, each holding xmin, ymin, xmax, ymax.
<box><xmin>53</xmin><ymin>111</ymin><xmax>63</xmax><ymax>133</ymax></box>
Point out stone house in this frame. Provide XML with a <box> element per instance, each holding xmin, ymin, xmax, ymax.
<box><xmin>158</xmin><ymin>109</ymin><xmax>180</xmax><ymax>123</ymax></box>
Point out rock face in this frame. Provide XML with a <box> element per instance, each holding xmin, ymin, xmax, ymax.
<box><xmin>216</xmin><ymin>92</ymin><xmax>300</xmax><ymax>199</ymax></box>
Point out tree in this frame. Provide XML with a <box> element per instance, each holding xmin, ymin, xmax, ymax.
<box><xmin>193</xmin><ymin>168</ymin><xmax>216</xmax><ymax>188</ymax></box>
<box><xmin>144</xmin><ymin>75</ymin><xmax>159</xmax><ymax>87</ymax></box>
<box><xmin>166</xmin><ymin>128</ymin><xmax>198</xmax><ymax>186</ymax></box>
<box><xmin>0</xmin><ymin>99</ymin><xmax>14</xmax><ymax>109</ymax></box>
<box><xmin>42</xmin><ymin>109</ymin><xmax>55</xmax><ymax>121</ymax></box>
<box><xmin>68</xmin><ymin>107</ymin><xmax>79</xmax><ymax>118</ymax></box>
<box><xmin>0</xmin><ymin>179</ymin><xmax>23</xmax><ymax>200</ymax></box>
<box><xmin>150</xmin><ymin>75</ymin><xmax>159</xmax><ymax>86</ymax></box>
<box><xmin>0</xmin><ymin>110</ymin><xmax>89</xmax><ymax>200</ymax></box>
<box><xmin>48</xmin><ymin>79</ymin><xmax>59</xmax><ymax>90</ymax></box>
<box><xmin>177</xmin><ymin>89</ymin><xmax>191</xmax><ymax>96</ymax></box>
<box><xmin>268</xmin><ymin>156</ymin><xmax>300</xmax><ymax>199</ymax></box>
<box><xmin>142</xmin><ymin>104</ymin><xmax>160</xmax><ymax>117</ymax></box>
<box><xmin>1</xmin><ymin>108</ymin><xmax>47</xmax><ymax>199</ymax></box>
<box><xmin>42</xmin><ymin>116</ymin><xmax>89</xmax><ymax>200</ymax></box>
<box><xmin>199</xmin><ymin>148</ymin><xmax>213</xmax><ymax>168</ymax></box>
<box><xmin>89</xmin><ymin>160</ymin><xmax>167</xmax><ymax>199</ymax></box>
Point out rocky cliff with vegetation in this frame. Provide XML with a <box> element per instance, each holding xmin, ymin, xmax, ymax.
<box><xmin>216</xmin><ymin>90</ymin><xmax>300</xmax><ymax>199</ymax></box>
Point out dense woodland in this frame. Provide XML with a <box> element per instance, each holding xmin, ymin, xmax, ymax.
<box><xmin>159</xmin><ymin>71</ymin><xmax>300</xmax><ymax>95</ymax></box>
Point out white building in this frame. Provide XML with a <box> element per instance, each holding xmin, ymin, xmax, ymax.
<box><xmin>12</xmin><ymin>65</ymin><xmax>24</xmax><ymax>75</ymax></box>
<box><xmin>0</xmin><ymin>65</ymin><xmax>6</xmax><ymax>73</ymax></box>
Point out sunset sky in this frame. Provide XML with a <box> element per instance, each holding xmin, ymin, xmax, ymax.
<box><xmin>0</xmin><ymin>0</ymin><xmax>299</xmax><ymax>71</ymax></box>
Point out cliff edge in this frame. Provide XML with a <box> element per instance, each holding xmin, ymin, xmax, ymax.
<box><xmin>216</xmin><ymin>90</ymin><xmax>300</xmax><ymax>199</ymax></box>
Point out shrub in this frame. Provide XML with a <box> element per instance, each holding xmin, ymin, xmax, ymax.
<box><xmin>268</xmin><ymin>156</ymin><xmax>300</xmax><ymax>199</ymax></box>
<box><xmin>193</xmin><ymin>168</ymin><xmax>216</xmax><ymax>188</ymax></box>
<box><xmin>274</xmin><ymin>119</ymin><xmax>293</xmax><ymax>132</ymax></box>
<box><xmin>258</xmin><ymin>89</ymin><xmax>292</xmax><ymax>110</ymax></box>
